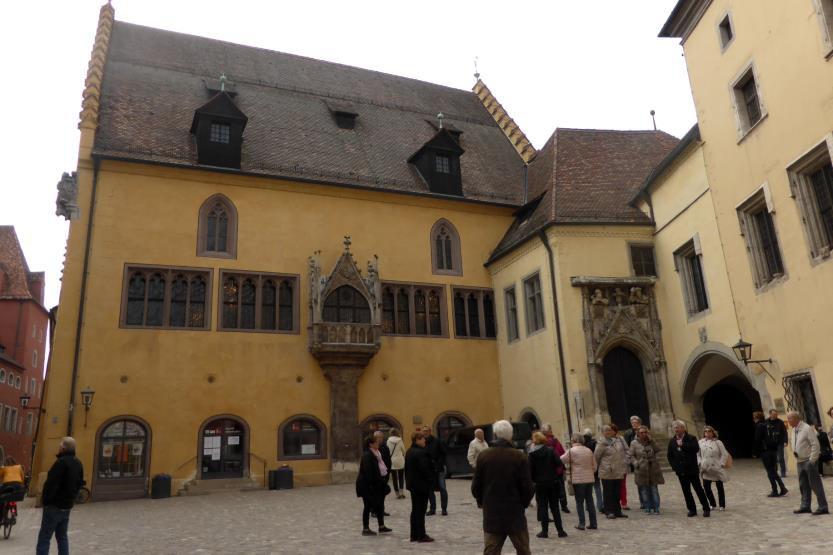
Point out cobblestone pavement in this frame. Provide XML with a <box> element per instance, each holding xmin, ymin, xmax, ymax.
<box><xmin>5</xmin><ymin>460</ymin><xmax>831</xmax><ymax>554</ymax></box>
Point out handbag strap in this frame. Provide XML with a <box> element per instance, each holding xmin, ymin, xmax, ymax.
<box><xmin>568</xmin><ymin>449</ymin><xmax>573</xmax><ymax>482</ymax></box>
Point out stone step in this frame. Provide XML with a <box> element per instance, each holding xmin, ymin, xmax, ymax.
<box><xmin>178</xmin><ymin>477</ymin><xmax>262</xmax><ymax>496</ymax></box>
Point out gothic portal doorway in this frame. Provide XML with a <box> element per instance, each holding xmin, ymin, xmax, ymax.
<box><xmin>603</xmin><ymin>347</ymin><xmax>651</xmax><ymax>429</ymax></box>
<box><xmin>702</xmin><ymin>376</ymin><xmax>762</xmax><ymax>458</ymax></box>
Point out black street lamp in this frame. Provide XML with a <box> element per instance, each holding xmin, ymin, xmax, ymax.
<box><xmin>80</xmin><ymin>386</ymin><xmax>95</xmax><ymax>428</ymax></box>
<box><xmin>731</xmin><ymin>338</ymin><xmax>775</xmax><ymax>381</ymax></box>
<box><xmin>19</xmin><ymin>393</ymin><xmax>31</xmax><ymax>408</ymax></box>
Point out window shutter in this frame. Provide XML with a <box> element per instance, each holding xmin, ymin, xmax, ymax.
<box><xmin>763</xmin><ymin>183</ymin><xmax>775</xmax><ymax>213</ymax></box>
<box><xmin>692</xmin><ymin>233</ymin><xmax>702</xmax><ymax>255</ymax></box>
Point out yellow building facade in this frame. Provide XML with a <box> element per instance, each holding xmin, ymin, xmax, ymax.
<box><xmin>35</xmin><ymin>2</ymin><xmax>833</xmax><ymax>500</ymax></box>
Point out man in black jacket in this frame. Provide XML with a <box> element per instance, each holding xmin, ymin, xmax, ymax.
<box><xmin>755</xmin><ymin>411</ymin><xmax>788</xmax><ymax>497</ymax></box>
<box><xmin>472</xmin><ymin>420</ymin><xmax>534</xmax><ymax>554</ymax></box>
<box><xmin>667</xmin><ymin>421</ymin><xmax>710</xmax><ymax>518</ymax></box>
<box><xmin>36</xmin><ymin>437</ymin><xmax>84</xmax><ymax>555</ymax></box>
<box><xmin>421</xmin><ymin>425</ymin><xmax>448</xmax><ymax>516</ymax></box>
<box><xmin>405</xmin><ymin>431</ymin><xmax>436</xmax><ymax>543</ymax></box>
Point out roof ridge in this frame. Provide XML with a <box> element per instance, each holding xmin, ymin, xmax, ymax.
<box><xmin>111</xmin><ymin>20</ymin><xmax>481</xmax><ymax>98</ymax></box>
<box><xmin>557</xmin><ymin>127</ymin><xmax>674</xmax><ymax>135</ymax></box>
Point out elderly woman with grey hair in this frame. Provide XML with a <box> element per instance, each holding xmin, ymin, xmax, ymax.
<box><xmin>594</xmin><ymin>424</ymin><xmax>628</xmax><ymax>519</ymax></box>
<box><xmin>472</xmin><ymin>420</ymin><xmax>535</xmax><ymax>554</ymax></box>
<box><xmin>562</xmin><ymin>433</ymin><xmax>598</xmax><ymax>530</ymax></box>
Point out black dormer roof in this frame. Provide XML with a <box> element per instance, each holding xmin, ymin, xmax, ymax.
<box><xmin>409</xmin><ymin>127</ymin><xmax>465</xmax><ymax>196</ymax></box>
<box><xmin>190</xmin><ymin>91</ymin><xmax>248</xmax><ymax>169</ymax></box>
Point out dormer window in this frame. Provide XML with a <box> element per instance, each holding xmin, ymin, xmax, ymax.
<box><xmin>435</xmin><ymin>154</ymin><xmax>451</xmax><ymax>174</ymax></box>
<box><xmin>191</xmin><ymin>91</ymin><xmax>248</xmax><ymax>169</ymax></box>
<box><xmin>326</xmin><ymin>101</ymin><xmax>358</xmax><ymax>130</ymax></box>
<box><xmin>409</xmin><ymin>126</ymin><xmax>465</xmax><ymax>196</ymax></box>
<box><xmin>210</xmin><ymin>122</ymin><xmax>231</xmax><ymax>144</ymax></box>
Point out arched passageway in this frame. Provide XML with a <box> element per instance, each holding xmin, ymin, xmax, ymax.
<box><xmin>702</xmin><ymin>376</ymin><xmax>762</xmax><ymax>457</ymax></box>
<box><xmin>681</xmin><ymin>343</ymin><xmax>770</xmax><ymax>458</ymax></box>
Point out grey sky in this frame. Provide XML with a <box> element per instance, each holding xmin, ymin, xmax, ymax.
<box><xmin>0</xmin><ymin>0</ymin><xmax>693</xmax><ymax>310</ymax></box>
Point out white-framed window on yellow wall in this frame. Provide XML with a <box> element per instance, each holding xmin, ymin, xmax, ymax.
<box><xmin>674</xmin><ymin>235</ymin><xmax>709</xmax><ymax>318</ymax></box>
<box><xmin>788</xmin><ymin>137</ymin><xmax>833</xmax><ymax>261</ymax></box>
<box><xmin>815</xmin><ymin>0</ymin><xmax>833</xmax><ymax>57</ymax></box>
<box><xmin>730</xmin><ymin>62</ymin><xmax>766</xmax><ymax>140</ymax></box>
<box><xmin>737</xmin><ymin>186</ymin><xmax>787</xmax><ymax>289</ymax></box>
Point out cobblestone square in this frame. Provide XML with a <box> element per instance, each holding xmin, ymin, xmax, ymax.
<box><xmin>5</xmin><ymin>461</ymin><xmax>831</xmax><ymax>554</ymax></box>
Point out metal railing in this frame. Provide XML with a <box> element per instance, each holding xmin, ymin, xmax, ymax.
<box><xmin>249</xmin><ymin>452</ymin><xmax>268</xmax><ymax>488</ymax></box>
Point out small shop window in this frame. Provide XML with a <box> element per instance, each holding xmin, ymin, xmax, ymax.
<box><xmin>97</xmin><ymin>420</ymin><xmax>148</xmax><ymax>479</ymax></box>
<box><xmin>280</xmin><ymin>416</ymin><xmax>326</xmax><ymax>459</ymax></box>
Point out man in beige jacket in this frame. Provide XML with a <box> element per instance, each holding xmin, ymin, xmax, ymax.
<box><xmin>788</xmin><ymin>411</ymin><xmax>828</xmax><ymax>515</ymax></box>
<box><xmin>468</xmin><ymin>428</ymin><xmax>489</xmax><ymax>469</ymax></box>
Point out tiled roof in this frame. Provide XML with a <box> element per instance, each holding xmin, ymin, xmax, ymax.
<box><xmin>489</xmin><ymin>128</ymin><xmax>679</xmax><ymax>263</ymax></box>
<box><xmin>93</xmin><ymin>21</ymin><xmax>526</xmax><ymax>206</ymax></box>
<box><xmin>0</xmin><ymin>226</ymin><xmax>39</xmax><ymax>301</ymax></box>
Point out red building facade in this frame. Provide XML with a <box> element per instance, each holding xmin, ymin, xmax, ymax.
<box><xmin>0</xmin><ymin>226</ymin><xmax>47</xmax><ymax>471</ymax></box>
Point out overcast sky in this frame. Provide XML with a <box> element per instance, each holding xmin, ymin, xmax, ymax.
<box><xmin>0</xmin><ymin>0</ymin><xmax>694</xmax><ymax>310</ymax></box>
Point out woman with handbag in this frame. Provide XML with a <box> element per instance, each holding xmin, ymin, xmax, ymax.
<box><xmin>356</xmin><ymin>435</ymin><xmax>393</xmax><ymax>536</ymax></box>
<box><xmin>628</xmin><ymin>426</ymin><xmax>664</xmax><ymax>514</ymax></box>
<box><xmin>561</xmin><ymin>433</ymin><xmax>598</xmax><ymax>530</ymax></box>
<box><xmin>698</xmin><ymin>426</ymin><xmax>730</xmax><ymax>511</ymax></box>
<box><xmin>387</xmin><ymin>428</ymin><xmax>407</xmax><ymax>499</ymax></box>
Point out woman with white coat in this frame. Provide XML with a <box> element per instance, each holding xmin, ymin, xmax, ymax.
<box><xmin>698</xmin><ymin>426</ymin><xmax>730</xmax><ymax>510</ymax></box>
<box><xmin>387</xmin><ymin>428</ymin><xmax>407</xmax><ymax>499</ymax></box>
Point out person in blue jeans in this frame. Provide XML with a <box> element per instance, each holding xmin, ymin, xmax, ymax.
<box><xmin>37</xmin><ymin>437</ymin><xmax>84</xmax><ymax>555</ymax></box>
<box><xmin>769</xmin><ymin>410</ymin><xmax>788</xmax><ymax>477</ymax></box>
<box><xmin>629</xmin><ymin>426</ymin><xmax>665</xmax><ymax>514</ymax></box>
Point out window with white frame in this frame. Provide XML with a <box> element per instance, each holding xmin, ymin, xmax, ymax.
<box><xmin>15</xmin><ymin>375</ymin><xmax>21</xmax><ymax>389</ymax></box>
<box><xmin>674</xmin><ymin>236</ymin><xmax>709</xmax><ymax>316</ymax></box>
<box><xmin>788</xmin><ymin>140</ymin><xmax>833</xmax><ymax>260</ymax></box>
<box><xmin>504</xmin><ymin>286</ymin><xmax>519</xmax><ymax>342</ymax></box>
<box><xmin>32</xmin><ymin>350</ymin><xmax>38</xmax><ymax>368</ymax></box>
<box><xmin>816</xmin><ymin>0</ymin><xmax>833</xmax><ymax>55</ymax></box>
<box><xmin>737</xmin><ymin>188</ymin><xmax>786</xmax><ymax>288</ymax></box>
<box><xmin>731</xmin><ymin>64</ymin><xmax>765</xmax><ymax>137</ymax></box>
<box><xmin>25</xmin><ymin>413</ymin><xmax>33</xmax><ymax>435</ymax></box>
<box><xmin>31</xmin><ymin>378</ymin><xmax>37</xmax><ymax>397</ymax></box>
<box><xmin>523</xmin><ymin>273</ymin><xmax>546</xmax><ymax>334</ymax></box>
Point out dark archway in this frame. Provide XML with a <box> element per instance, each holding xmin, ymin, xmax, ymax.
<box><xmin>702</xmin><ymin>375</ymin><xmax>762</xmax><ymax>458</ymax></box>
<box><xmin>520</xmin><ymin>411</ymin><xmax>540</xmax><ymax>432</ymax></box>
<box><xmin>603</xmin><ymin>347</ymin><xmax>651</xmax><ymax>429</ymax></box>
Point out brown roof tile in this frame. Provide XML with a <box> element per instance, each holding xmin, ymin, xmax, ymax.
<box><xmin>93</xmin><ymin>21</ymin><xmax>526</xmax><ymax>206</ymax></box>
<box><xmin>0</xmin><ymin>226</ymin><xmax>40</xmax><ymax>301</ymax></box>
<box><xmin>489</xmin><ymin>128</ymin><xmax>679</xmax><ymax>263</ymax></box>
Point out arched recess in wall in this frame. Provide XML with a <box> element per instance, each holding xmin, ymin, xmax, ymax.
<box><xmin>93</xmin><ymin>415</ymin><xmax>152</xmax><ymax>501</ymax></box>
<box><xmin>197</xmin><ymin>193</ymin><xmax>238</xmax><ymax>258</ymax></box>
<box><xmin>430</xmin><ymin>218</ymin><xmax>462</xmax><ymax>276</ymax></box>
<box><xmin>518</xmin><ymin>407</ymin><xmax>541</xmax><ymax>431</ymax></box>
<box><xmin>433</xmin><ymin>411</ymin><xmax>472</xmax><ymax>441</ymax></box>
<box><xmin>278</xmin><ymin>414</ymin><xmax>328</xmax><ymax>461</ymax></box>
<box><xmin>197</xmin><ymin>414</ymin><xmax>249</xmax><ymax>479</ymax></box>
<box><xmin>360</xmin><ymin>413</ymin><xmax>403</xmax><ymax>437</ymax></box>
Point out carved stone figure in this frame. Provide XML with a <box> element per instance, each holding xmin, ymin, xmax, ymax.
<box><xmin>591</xmin><ymin>289</ymin><xmax>609</xmax><ymax>306</ymax></box>
<box><xmin>614</xmin><ymin>288</ymin><xmax>628</xmax><ymax>306</ymax></box>
<box><xmin>629</xmin><ymin>287</ymin><xmax>649</xmax><ymax>304</ymax></box>
<box><xmin>55</xmin><ymin>172</ymin><xmax>80</xmax><ymax>220</ymax></box>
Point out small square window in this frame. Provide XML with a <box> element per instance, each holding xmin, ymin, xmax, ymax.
<box><xmin>718</xmin><ymin>14</ymin><xmax>734</xmax><ymax>49</ymax></box>
<box><xmin>435</xmin><ymin>154</ymin><xmax>451</xmax><ymax>174</ymax></box>
<box><xmin>209</xmin><ymin>122</ymin><xmax>231</xmax><ymax>144</ymax></box>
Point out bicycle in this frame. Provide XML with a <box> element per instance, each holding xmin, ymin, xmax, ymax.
<box><xmin>0</xmin><ymin>497</ymin><xmax>20</xmax><ymax>540</ymax></box>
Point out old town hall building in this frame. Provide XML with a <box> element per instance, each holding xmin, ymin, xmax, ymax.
<box><xmin>33</xmin><ymin>1</ymin><xmax>833</xmax><ymax>499</ymax></box>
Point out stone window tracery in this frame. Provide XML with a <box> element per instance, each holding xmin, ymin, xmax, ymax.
<box><xmin>453</xmin><ymin>288</ymin><xmax>496</xmax><ymax>339</ymax></box>
<box><xmin>380</xmin><ymin>283</ymin><xmax>445</xmax><ymax>337</ymax></box>
<box><xmin>430</xmin><ymin>219</ymin><xmax>462</xmax><ymax>276</ymax></box>
<box><xmin>220</xmin><ymin>271</ymin><xmax>298</xmax><ymax>332</ymax></box>
<box><xmin>197</xmin><ymin>194</ymin><xmax>237</xmax><ymax>259</ymax></box>
<box><xmin>122</xmin><ymin>265</ymin><xmax>211</xmax><ymax>330</ymax></box>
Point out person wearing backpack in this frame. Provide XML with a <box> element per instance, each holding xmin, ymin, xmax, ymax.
<box><xmin>754</xmin><ymin>411</ymin><xmax>788</xmax><ymax>497</ymax></box>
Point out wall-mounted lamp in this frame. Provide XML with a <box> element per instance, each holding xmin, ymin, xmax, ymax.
<box><xmin>731</xmin><ymin>338</ymin><xmax>775</xmax><ymax>381</ymax></box>
<box><xmin>80</xmin><ymin>386</ymin><xmax>96</xmax><ymax>427</ymax></box>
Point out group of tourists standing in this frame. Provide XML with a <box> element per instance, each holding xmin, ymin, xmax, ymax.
<box><xmin>356</xmin><ymin>408</ymin><xmax>832</xmax><ymax>554</ymax></box>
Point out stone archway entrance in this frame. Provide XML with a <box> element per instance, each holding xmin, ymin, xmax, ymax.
<box><xmin>602</xmin><ymin>347</ymin><xmax>651</xmax><ymax>429</ymax></box>
<box><xmin>681</xmin><ymin>343</ymin><xmax>771</xmax><ymax>458</ymax></box>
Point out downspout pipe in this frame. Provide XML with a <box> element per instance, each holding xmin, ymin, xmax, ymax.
<box><xmin>67</xmin><ymin>158</ymin><xmax>100</xmax><ymax>436</ymax></box>
<box><xmin>539</xmin><ymin>229</ymin><xmax>573</xmax><ymax>434</ymax></box>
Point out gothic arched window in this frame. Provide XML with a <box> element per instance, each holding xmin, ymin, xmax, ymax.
<box><xmin>197</xmin><ymin>194</ymin><xmax>238</xmax><ymax>258</ymax></box>
<box><xmin>430</xmin><ymin>219</ymin><xmax>462</xmax><ymax>276</ymax></box>
<box><xmin>323</xmin><ymin>286</ymin><xmax>371</xmax><ymax>324</ymax></box>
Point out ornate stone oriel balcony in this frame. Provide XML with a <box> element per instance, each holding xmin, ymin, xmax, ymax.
<box><xmin>309</xmin><ymin>322</ymin><xmax>381</xmax><ymax>366</ymax></box>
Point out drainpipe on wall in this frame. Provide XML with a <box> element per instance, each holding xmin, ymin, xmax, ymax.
<box><xmin>523</xmin><ymin>163</ymin><xmax>528</xmax><ymax>204</ymax></box>
<box><xmin>539</xmin><ymin>229</ymin><xmax>573</xmax><ymax>434</ymax></box>
<box><xmin>67</xmin><ymin>158</ymin><xmax>100</xmax><ymax>437</ymax></box>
